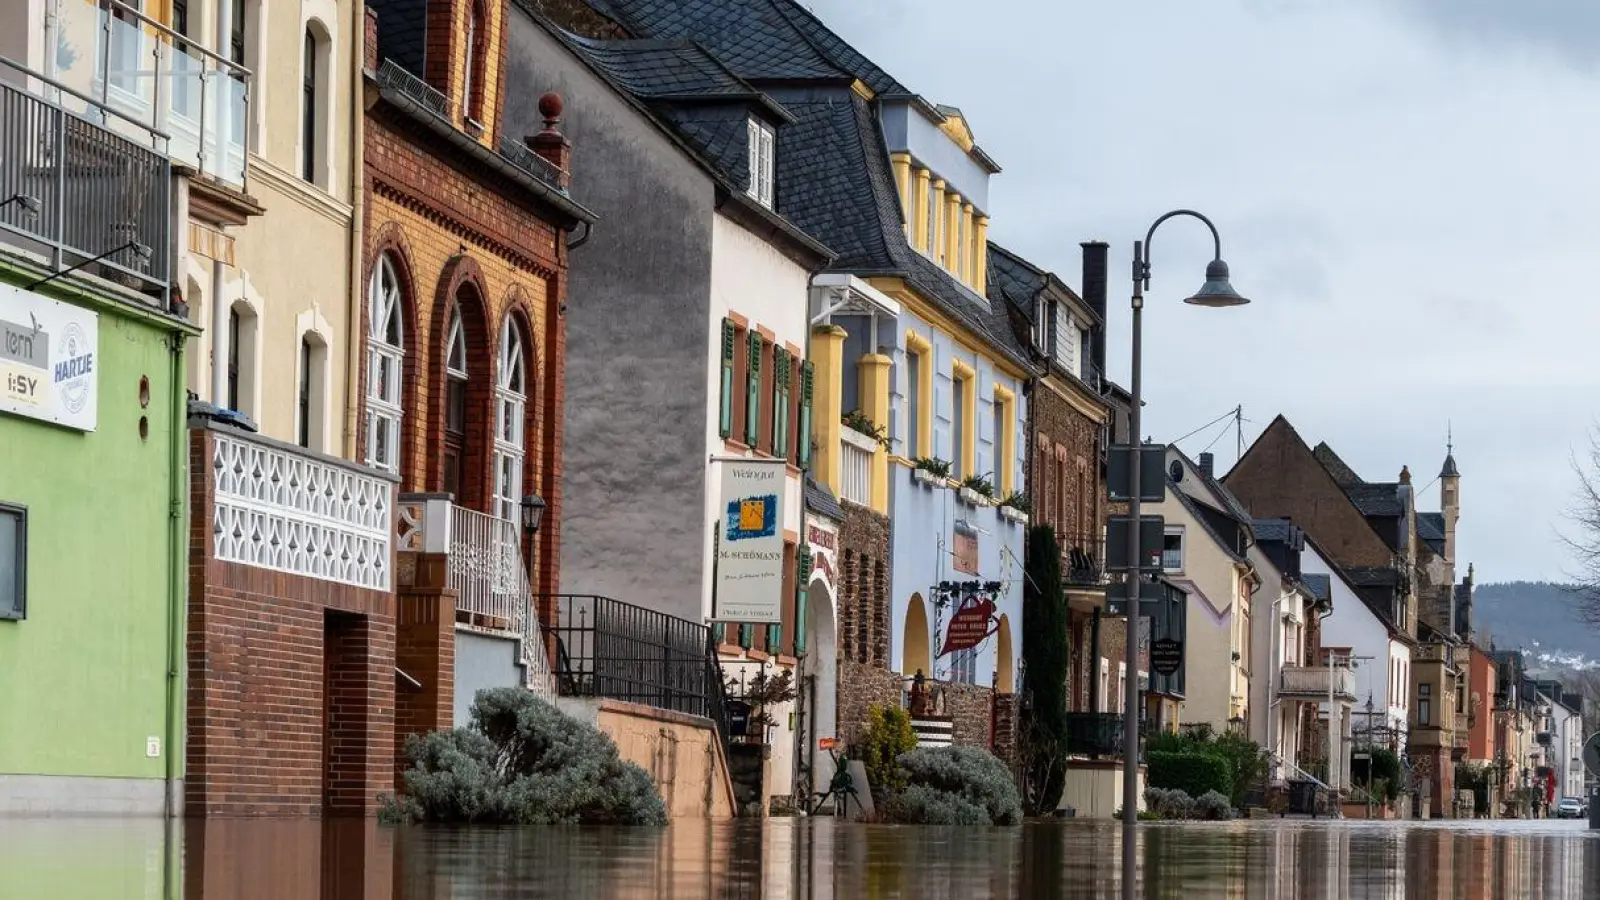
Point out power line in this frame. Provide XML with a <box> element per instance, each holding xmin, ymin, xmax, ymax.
<box><xmin>1172</xmin><ymin>408</ymin><xmax>1241</xmax><ymax>445</ymax></box>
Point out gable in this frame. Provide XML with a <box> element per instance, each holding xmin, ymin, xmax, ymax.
<box><xmin>1223</xmin><ymin>416</ymin><xmax>1395</xmax><ymax>570</ymax></box>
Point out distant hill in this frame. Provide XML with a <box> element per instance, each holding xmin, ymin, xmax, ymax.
<box><xmin>1472</xmin><ymin>581</ymin><xmax>1600</xmax><ymax>670</ymax></box>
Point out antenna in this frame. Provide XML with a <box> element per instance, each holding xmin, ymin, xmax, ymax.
<box><xmin>1236</xmin><ymin>404</ymin><xmax>1244</xmax><ymax>463</ymax></box>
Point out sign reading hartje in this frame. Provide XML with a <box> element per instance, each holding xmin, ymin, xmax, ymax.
<box><xmin>714</xmin><ymin>457</ymin><xmax>787</xmax><ymax>623</ymax></box>
<box><xmin>0</xmin><ymin>283</ymin><xmax>98</xmax><ymax>431</ymax></box>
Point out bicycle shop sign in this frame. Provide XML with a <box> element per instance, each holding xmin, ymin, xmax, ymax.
<box><xmin>0</xmin><ymin>283</ymin><xmax>99</xmax><ymax>431</ymax></box>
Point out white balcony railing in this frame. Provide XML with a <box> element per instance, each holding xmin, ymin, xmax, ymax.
<box><xmin>55</xmin><ymin>0</ymin><xmax>252</xmax><ymax>188</ymax></box>
<box><xmin>211</xmin><ymin>430</ymin><xmax>393</xmax><ymax>590</ymax></box>
<box><xmin>1279</xmin><ymin>664</ymin><xmax>1357</xmax><ymax>700</ymax></box>
<box><xmin>446</xmin><ymin>504</ymin><xmax>556</xmax><ymax>699</ymax></box>
<box><xmin>839</xmin><ymin>427</ymin><xmax>876</xmax><ymax>506</ymax></box>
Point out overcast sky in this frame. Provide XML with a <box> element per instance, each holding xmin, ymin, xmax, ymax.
<box><xmin>804</xmin><ymin>0</ymin><xmax>1600</xmax><ymax>583</ymax></box>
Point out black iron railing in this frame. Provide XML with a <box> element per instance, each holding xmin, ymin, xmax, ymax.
<box><xmin>1060</xmin><ymin>533</ymin><xmax>1108</xmax><ymax>586</ymax></box>
<box><xmin>542</xmin><ymin>594</ymin><xmax>729</xmax><ymax>738</ymax></box>
<box><xmin>1065</xmin><ymin>711</ymin><xmax>1142</xmax><ymax>758</ymax></box>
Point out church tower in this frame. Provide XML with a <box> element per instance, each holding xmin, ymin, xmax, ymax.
<box><xmin>1440</xmin><ymin>428</ymin><xmax>1461</xmax><ymax>582</ymax></box>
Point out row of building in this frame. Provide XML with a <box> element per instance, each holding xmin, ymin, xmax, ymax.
<box><xmin>0</xmin><ymin>0</ymin><xmax>1569</xmax><ymax>821</ymax></box>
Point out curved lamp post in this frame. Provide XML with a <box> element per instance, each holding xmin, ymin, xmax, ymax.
<box><xmin>1122</xmin><ymin>210</ymin><xmax>1248</xmax><ymax>895</ymax></box>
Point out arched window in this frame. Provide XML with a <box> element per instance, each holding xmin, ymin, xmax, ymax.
<box><xmin>442</xmin><ymin>306</ymin><xmax>469</xmax><ymax>497</ymax></box>
<box><xmin>301</xmin><ymin>27</ymin><xmax>318</xmax><ymax>182</ymax></box>
<box><xmin>492</xmin><ymin>319</ymin><xmax>529</xmax><ymax>521</ymax></box>
<box><xmin>463</xmin><ymin>0</ymin><xmax>488</xmax><ymax>123</ymax></box>
<box><xmin>365</xmin><ymin>255</ymin><xmax>405</xmax><ymax>474</ymax></box>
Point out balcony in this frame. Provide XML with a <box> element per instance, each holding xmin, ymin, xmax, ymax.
<box><xmin>0</xmin><ymin>59</ymin><xmax>171</xmax><ymax>300</ymax></box>
<box><xmin>1065</xmin><ymin>711</ymin><xmax>1140</xmax><ymax>758</ymax></box>
<box><xmin>1060</xmin><ymin>532</ymin><xmax>1109</xmax><ymax>587</ymax></box>
<box><xmin>54</xmin><ymin>0</ymin><xmax>251</xmax><ymax>189</ymax></box>
<box><xmin>838</xmin><ymin>426</ymin><xmax>876</xmax><ymax>506</ymax></box>
<box><xmin>1278</xmin><ymin>665</ymin><xmax>1356</xmax><ymax>701</ymax></box>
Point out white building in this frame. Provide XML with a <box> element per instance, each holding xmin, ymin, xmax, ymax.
<box><xmin>1304</xmin><ymin>537</ymin><xmax>1411</xmax><ymax>754</ymax></box>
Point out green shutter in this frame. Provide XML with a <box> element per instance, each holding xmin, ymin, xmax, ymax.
<box><xmin>719</xmin><ymin>319</ymin><xmax>735</xmax><ymax>439</ymax></box>
<box><xmin>773</xmin><ymin>347</ymin><xmax>790</xmax><ymax>459</ymax></box>
<box><xmin>738</xmin><ymin>623</ymin><xmax>755</xmax><ymax>650</ymax></box>
<box><xmin>794</xmin><ymin>547</ymin><xmax>811</xmax><ymax>656</ymax></box>
<box><xmin>744</xmin><ymin>331</ymin><xmax>762</xmax><ymax>446</ymax></box>
<box><xmin>798</xmin><ymin>360</ymin><xmax>814</xmax><ymax>469</ymax></box>
<box><xmin>765</xmin><ymin>623</ymin><xmax>782</xmax><ymax>655</ymax></box>
<box><xmin>711</xmin><ymin>622</ymin><xmax>726</xmax><ymax>645</ymax></box>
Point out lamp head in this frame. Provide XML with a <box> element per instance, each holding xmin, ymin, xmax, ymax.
<box><xmin>1183</xmin><ymin>258</ymin><xmax>1250</xmax><ymax>307</ymax></box>
<box><xmin>520</xmin><ymin>494</ymin><xmax>546</xmax><ymax>534</ymax></box>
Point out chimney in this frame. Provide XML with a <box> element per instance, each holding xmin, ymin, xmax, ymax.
<box><xmin>1198</xmin><ymin>452</ymin><xmax>1215</xmax><ymax>479</ymax></box>
<box><xmin>364</xmin><ymin>7</ymin><xmax>378</xmax><ymax>73</ymax></box>
<box><xmin>1081</xmin><ymin>241</ymin><xmax>1108</xmax><ymax>377</ymax></box>
<box><xmin>527</xmin><ymin>92</ymin><xmax>572</xmax><ymax>189</ymax></box>
<box><xmin>1400</xmin><ymin>465</ymin><xmax>1412</xmax><ymax>485</ymax></box>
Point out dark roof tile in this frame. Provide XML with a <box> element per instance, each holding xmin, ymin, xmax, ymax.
<box><xmin>805</xmin><ymin>475</ymin><xmax>844</xmax><ymax>521</ymax></box>
<box><xmin>1301</xmin><ymin>573</ymin><xmax>1332</xmax><ymax>603</ymax></box>
<box><xmin>1346</xmin><ymin>483</ymin><xmax>1404</xmax><ymax>517</ymax></box>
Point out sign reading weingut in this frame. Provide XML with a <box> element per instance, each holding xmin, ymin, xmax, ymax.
<box><xmin>714</xmin><ymin>458</ymin><xmax>787</xmax><ymax>623</ymax></box>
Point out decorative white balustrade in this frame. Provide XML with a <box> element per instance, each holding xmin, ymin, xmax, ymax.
<box><xmin>210</xmin><ymin>431</ymin><xmax>393</xmax><ymax>591</ymax></box>
<box><xmin>839</xmin><ymin>427</ymin><xmax>876</xmax><ymax>506</ymax></box>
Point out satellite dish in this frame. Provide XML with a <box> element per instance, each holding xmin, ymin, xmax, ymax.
<box><xmin>1169</xmin><ymin>460</ymin><xmax>1183</xmax><ymax>483</ymax></box>
<box><xmin>1584</xmin><ymin>733</ymin><xmax>1600</xmax><ymax>779</ymax></box>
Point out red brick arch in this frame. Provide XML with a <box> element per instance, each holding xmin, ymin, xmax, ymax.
<box><xmin>427</xmin><ymin>255</ymin><xmax>495</xmax><ymax>508</ymax></box>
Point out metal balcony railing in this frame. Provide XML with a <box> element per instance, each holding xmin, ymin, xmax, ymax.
<box><xmin>1279</xmin><ymin>665</ymin><xmax>1357</xmax><ymax>700</ymax></box>
<box><xmin>542</xmin><ymin>594</ymin><xmax>730</xmax><ymax>743</ymax></box>
<box><xmin>1060</xmin><ymin>532</ymin><xmax>1108</xmax><ymax>586</ymax></box>
<box><xmin>446</xmin><ymin>504</ymin><xmax>556</xmax><ymax>699</ymax></box>
<box><xmin>55</xmin><ymin>0</ymin><xmax>252</xmax><ymax>188</ymax></box>
<box><xmin>1065</xmin><ymin>711</ymin><xmax>1142</xmax><ymax>758</ymax></box>
<box><xmin>0</xmin><ymin>58</ymin><xmax>171</xmax><ymax>299</ymax></box>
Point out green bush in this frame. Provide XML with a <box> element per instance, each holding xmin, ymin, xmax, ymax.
<box><xmin>1351</xmin><ymin>748</ymin><xmax>1402</xmax><ymax>802</ymax></box>
<box><xmin>1146</xmin><ymin>727</ymin><xmax>1266</xmax><ymax>806</ymax></box>
<box><xmin>1144</xmin><ymin>786</ymin><xmax>1196</xmax><ymax>820</ymax></box>
<box><xmin>881</xmin><ymin>784</ymin><xmax>992</xmax><ymax>825</ymax></box>
<box><xmin>887</xmin><ymin>745</ymin><xmax>1023</xmax><ymax>826</ymax></box>
<box><xmin>859</xmin><ymin>705</ymin><xmax>917</xmax><ymax>797</ymax></box>
<box><xmin>1148</xmin><ymin>750</ymin><xmax>1232</xmax><ymax>800</ymax></box>
<box><xmin>1195</xmin><ymin>790</ymin><xmax>1235</xmax><ymax>820</ymax></box>
<box><xmin>381</xmin><ymin>687</ymin><xmax>667</xmax><ymax>826</ymax></box>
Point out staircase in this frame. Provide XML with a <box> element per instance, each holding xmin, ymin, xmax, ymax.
<box><xmin>445</xmin><ymin>505</ymin><xmax>557</xmax><ymax>699</ymax></box>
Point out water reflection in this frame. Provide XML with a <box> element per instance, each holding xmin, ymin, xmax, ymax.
<box><xmin>1</xmin><ymin>816</ymin><xmax>1598</xmax><ymax>899</ymax></box>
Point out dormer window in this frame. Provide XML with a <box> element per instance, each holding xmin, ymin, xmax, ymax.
<box><xmin>747</xmin><ymin>118</ymin><xmax>775</xmax><ymax>208</ymax></box>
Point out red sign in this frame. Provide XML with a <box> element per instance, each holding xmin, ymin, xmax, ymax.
<box><xmin>819</xmin><ymin>737</ymin><xmax>838</xmax><ymax>751</ymax></box>
<box><xmin>939</xmin><ymin>596</ymin><xmax>997</xmax><ymax>656</ymax></box>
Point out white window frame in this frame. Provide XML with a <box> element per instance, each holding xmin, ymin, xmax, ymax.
<box><xmin>1162</xmin><ymin>525</ymin><xmax>1185</xmax><ymax>573</ymax></box>
<box><xmin>493</xmin><ymin>320</ymin><xmax>529</xmax><ymax>522</ymax></box>
<box><xmin>746</xmin><ymin>118</ymin><xmax>775</xmax><ymax>208</ymax></box>
<box><xmin>365</xmin><ymin>255</ymin><xmax>405</xmax><ymax>475</ymax></box>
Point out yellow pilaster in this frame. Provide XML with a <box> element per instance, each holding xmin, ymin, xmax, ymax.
<box><xmin>891</xmin><ymin>154</ymin><xmax>913</xmax><ymax>236</ymax></box>
<box><xmin>905</xmin><ymin>329</ymin><xmax>934</xmax><ymax>460</ymax></box>
<box><xmin>974</xmin><ymin>216</ymin><xmax>990</xmax><ymax>295</ymax></box>
<box><xmin>960</xmin><ymin>203</ymin><xmax>975</xmax><ymax>283</ymax></box>
<box><xmin>859</xmin><ymin>353</ymin><xmax>893</xmax><ymax>515</ymax></box>
<box><xmin>944</xmin><ymin>190</ymin><xmax>963</xmax><ymax>274</ymax></box>
<box><xmin>993</xmin><ymin>383</ymin><xmax>1016</xmax><ymax>496</ymax></box>
<box><xmin>811</xmin><ymin>324</ymin><xmax>847</xmax><ymax>495</ymax></box>
<box><xmin>930</xmin><ymin>179</ymin><xmax>946</xmax><ymax>262</ymax></box>
<box><xmin>912</xmin><ymin>168</ymin><xmax>932</xmax><ymax>251</ymax></box>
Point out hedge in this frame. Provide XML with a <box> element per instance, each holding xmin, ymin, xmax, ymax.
<box><xmin>1147</xmin><ymin>750</ymin><xmax>1231</xmax><ymax>800</ymax></box>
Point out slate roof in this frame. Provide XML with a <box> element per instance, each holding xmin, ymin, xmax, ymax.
<box><xmin>1417</xmin><ymin>512</ymin><xmax>1446</xmax><ymax>552</ymax></box>
<box><xmin>1313</xmin><ymin>442</ymin><xmax>1362</xmax><ymax>487</ymax></box>
<box><xmin>1344</xmin><ymin>566</ymin><xmax>1401</xmax><ymax>587</ymax></box>
<box><xmin>805</xmin><ymin>475</ymin><xmax>844</xmax><ymax>522</ymax></box>
<box><xmin>1301</xmin><ymin>573</ymin><xmax>1332</xmax><ymax>604</ymax></box>
<box><xmin>1251</xmin><ymin>518</ymin><xmax>1292</xmax><ymax>544</ymax></box>
<box><xmin>1175</xmin><ymin>447</ymin><xmax>1256</xmax><ymax>526</ymax></box>
<box><xmin>570</xmin><ymin>36</ymin><xmax>766</xmax><ymax>98</ymax></box>
<box><xmin>1171</xmin><ymin>479</ymin><xmax>1246</xmax><ymax>565</ymax></box>
<box><xmin>1441</xmin><ymin>452</ymin><xmax>1460</xmax><ymax>478</ymax></box>
<box><xmin>368</xmin><ymin>0</ymin><xmax>428</xmax><ymax>77</ymax></box>
<box><xmin>584</xmin><ymin>0</ymin><xmax>1032</xmax><ymax>370</ymax></box>
<box><xmin>1346</xmin><ymin>482</ymin><xmax>1404</xmax><ymax>517</ymax></box>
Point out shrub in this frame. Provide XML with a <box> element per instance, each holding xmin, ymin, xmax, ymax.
<box><xmin>1195</xmin><ymin>790</ymin><xmax>1235</xmax><ymax>821</ymax></box>
<box><xmin>913</xmin><ymin>457</ymin><xmax>953</xmax><ymax>479</ymax></box>
<box><xmin>1209</xmin><ymin>730</ymin><xmax>1268</xmax><ymax>806</ymax></box>
<box><xmin>1148</xmin><ymin>750</ymin><xmax>1232</xmax><ymax>801</ymax></box>
<box><xmin>1352</xmin><ymin>748</ymin><xmax>1402</xmax><ymax>802</ymax></box>
<box><xmin>1145</xmin><ymin>786</ymin><xmax>1196</xmax><ymax>820</ymax></box>
<box><xmin>889</xmin><ymin>745</ymin><xmax>1023</xmax><ymax>826</ymax></box>
<box><xmin>881</xmin><ymin>784</ymin><xmax>992</xmax><ymax>826</ymax></box>
<box><xmin>858</xmin><ymin>705</ymin><xmax>917</xmax><ymax>797</ymax></box>
<box><xmin>382</xmin><ymin>687</ymin><xmax>667</xmax><ymax>826</ymax></box>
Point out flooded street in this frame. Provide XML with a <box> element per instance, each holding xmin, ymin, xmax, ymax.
<box><xmin>3</xmin><ymin>817</ymin><xmax>1598</xmax><ymax>899</ymax></box>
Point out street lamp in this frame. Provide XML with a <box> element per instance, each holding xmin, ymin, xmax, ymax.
<box><xmin>1121</xmin><ymin>210</ymin><xmax>1248</xmax><ymax>894</ymax></box>
<box><xmin>520</xmin><ymin>494</ymin><xmax>546</xmax><ymax>535</ymax></box>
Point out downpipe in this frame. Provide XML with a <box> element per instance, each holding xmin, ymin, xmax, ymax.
<box><xmin>164</xmin><ymin>331</ymin><xmax>187</xmax><ymax>821</ymax></box>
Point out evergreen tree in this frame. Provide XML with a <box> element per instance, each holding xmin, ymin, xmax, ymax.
<box><xmin>1020</xmin><ymin>524</ymin><xmax>1070</xmax><ymax>816</ymax></box>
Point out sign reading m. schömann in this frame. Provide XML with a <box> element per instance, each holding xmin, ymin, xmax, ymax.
<box><xmin>0</xmin><ymin>283</ymin><xmax>98</xmax><ymax>432</ymax></box>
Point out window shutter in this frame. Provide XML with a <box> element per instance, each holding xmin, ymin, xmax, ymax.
<box><xmin>719</xmin><ymin>318</ymin><xmax>735</xmax><ymax>439</ymax></box>
<box><xmin>738</xmin><ymin>623</ymin><xmax>754</xmax><ymax>650</ymax></box>
<box><xmin>765</xmin><ymin>623</ymin><xmax>781</xmax><ymax>655</ymax></box>
<box><xmin>744</xmin><ymin>331</ymin><xmax>762</xmax><ymax>446</ymax></box>
<box><xmin>772</xmin><ymin>347</ymin><xmax>790</xmax><ymax>459</ymax></box>
<box><xmin>798</xmin><ymin>360</ymin><xmax>814</xmax><ymax>469</ymax></box>
<box><xmin>746</xmin><ymin>119</ymin><xmax>760</xmax><ymax>199</ymax></box>
<box><xmin>793</xmin><ymin>548</ymin><xmax>811</xmax><ymax>655</ymax></box>
<box><xmin>711</xmin><ymin>622</ymin><xmax>726</xmax><ymax>645</ymax></box>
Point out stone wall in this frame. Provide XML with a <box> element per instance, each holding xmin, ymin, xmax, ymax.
<box><xmin>836</xmin><ymin>660</ymin><xmax>903</xmax><ymax>749</ymax></box>
<box><xmin>943</xmin><ymin>683</ymin><xmax>994</xmax><ymax>749</ymax></box>
<box><xmin>992</xmin><ymin>692</ymin><xmax>1018</xmax><ymax>771</ymax></box>
<box><xmin>1029</xmin><ymin>379</ymin><xmax>1107</xmax><ymax>548</ymax></box>
<box><xmin>838</xmin><ymin>504</ymin><xmax>891</xmax><ymax>666</ymax></box>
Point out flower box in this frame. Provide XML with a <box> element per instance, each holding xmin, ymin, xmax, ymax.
<box><xmin>959</xmin><ymin>487</ymin><xmax>987</xmax><ymax>506</ymax></box>
<box><xmin>1000</xmin><ymin>506</ymin><xmax>1029</xmax><ymax>525</ymax></box>
<box><xmin>912</xmin><ymin>468</ymin><xmax>943</xmax><ymax>488</ymax></box>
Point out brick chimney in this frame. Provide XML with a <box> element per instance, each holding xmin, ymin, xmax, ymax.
<box><xmin>1198</xmin><ymin>452</ymin><xmax>1215</xmax><ymax>479</ymax></box>
<box><xmin>1081</xmin><ymin>241</ymin><xmax>1108</xmax><ymax>379</ymax></box>
<box><xmin>1400</xmin><ymin>465</ymin><xmax>1412</xmax><ymax>485</ymax></box>
<box><xmin>527</xmin><ymin>92</ymin><xmax>572</xmax><ymax>189</ymax></box>
<box><xmin>364</xmin><ymin>7</ymin><xmax>378</xmax><ymax>73</ymax></box>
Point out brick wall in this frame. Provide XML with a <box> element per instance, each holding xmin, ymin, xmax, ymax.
<box><xmin>992</xmin><ymin>692</ymin><xmax>1018</xmax><ymax>771</ymax></box>
<box><xmin>1029</xmin><ymin>381</ymin><xmax>1106</xmax><ymax>547</ymax></box>
<box><xmin>187</xmin><ymin>429</ymin><xmax>397</xmax><ymax>816</ymax></box>
<box><xmin>393</xmin><ymin>588</ymin><xmax>456</xmax><ymax>787</ymax></box>
<box><xmin>362</xmin><ymin>94</ymin><xmax>569</xmax><ymax>600</ymax></box>
<box><xmin>835</xmin><ymin>659</ymin><xmax>903</xmax><ymax>750</ymax></box>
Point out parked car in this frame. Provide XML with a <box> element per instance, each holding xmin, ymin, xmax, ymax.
<box><xmin>1555</xmin><ymin>797</ymin><xmax>1585</xmax><ymax>819</ymax></box>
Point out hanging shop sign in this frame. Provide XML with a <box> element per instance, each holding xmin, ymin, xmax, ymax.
<box><xmin>939</xmin><ymin>594</ymin><xmax>998</xmax><ymax>656</ymax></box>
<box><xmin>713</xmin><ymin>457</ymin><xmax>788</xmax><ymax>623</ymax></box>
<box><xmin>0</xmin><ymin>283</ymin><xmax>98</xmax><ymax>431</ymax></box>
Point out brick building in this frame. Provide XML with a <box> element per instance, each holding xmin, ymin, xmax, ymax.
<box><xmin>360</xmin><ymin>0</ymin><xmax>595</xmax><ymax>772</ymax></box>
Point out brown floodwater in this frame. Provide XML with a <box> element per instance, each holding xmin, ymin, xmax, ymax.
<box><xmin>1</xmin><ymin>815</ymin><xmax>1597</xmax><ymax>899</ymax></box>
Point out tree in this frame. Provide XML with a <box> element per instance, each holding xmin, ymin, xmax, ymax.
<box><xmin>1020</xmin><ymin>524</ymin><xmax>1070</xmax><ymax>816</ymax></box>
<box><xmin>1563</xmin><ymin>434</ymin><xmax>1600</xmax><ymax>626</ymax></box>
